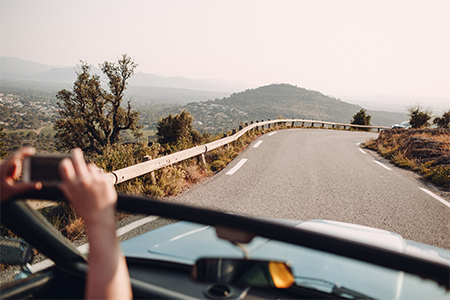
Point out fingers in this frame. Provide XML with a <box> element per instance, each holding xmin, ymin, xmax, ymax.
<box><xmin>59</xmin><ymin>158</ymin><xmax>76</xmax><ymax>182</ymax></box>
<box><xmin>70</xmin><ymin>148</ymin><xmax>90</xmax><ymax>178</ymax></box>
<box><xmin>0</xmin><ymin>147</ymin><xmax>40</xmax><ymax>202</ymax></box>
<box><xmin>59</xmin><ymin>148</ymin><xmax>91</xmax><ymax>183</ymax></box>
<box><xmin>15</xmin><ymin>182</ymin><xmax>42</xmax><ymax>194</ymax></box>
<box><xmin>1</xmin><ymin>147</ymin><xmax>36</xmax><ymax>179</ymax></box>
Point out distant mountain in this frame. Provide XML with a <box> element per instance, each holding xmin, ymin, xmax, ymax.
<box><xmin>0</xmin><ymin>57</ymin><xmax>57</xmax><ymax>79</ymax></box>
<box><xmin>128</xmin><ymin>72</ymin><xmax>246</xmax><ymax>92</ymax></box>
<box><xmin>185</xmin><ymin>84</ymin><xmax>407</xmax><ymax>133</ymax></box>
<box><xmin>128</xmin><ymin>85</ymin><xmax>230</xmax><ymax>105</ymax></box>
<box><xmin>0</xmin><ymin>57</ymin><xmax>408</xmax><ymax>131</ymax></box>
<box><xmin>341</xmin><ymin>94</ymin><xmax>450</xmax><ymax>115</ymax></box>
<box><xmin>0</xmin><ymin>56</ymin><xmax>245</xmax><ymax>93</ymax></box>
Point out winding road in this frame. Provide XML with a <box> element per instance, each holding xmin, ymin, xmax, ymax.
<box><xmin>171</xmin><ymin>129</ymin><xmax>450</xmax><ymax>250</ymax></box>
<box><xmin>5</xmin><ymin>128</ymin><xmax>449</xmax><ymax>284</ymax></box>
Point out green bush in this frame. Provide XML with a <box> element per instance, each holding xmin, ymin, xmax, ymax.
<box><xmin>391</xmin><ymin>152</ymin><xmax>415</xmax><ymax>169</ymax></box>
<box><xmin>378</xmin><ymin>145</ymin><xmax>399</xmax><ymax>159</ymax></box>
<box><xmin>210</xmin><ymin>160</ymin><xmax>227</xmax><ymax>172</ymax></box>
<box><xmin>156</xmin><ymin>166</ymin><xmax>186</xmax><ymax>196</ymax></box>
<box><xmin>423</xmin><ymin>165</ymin><xmax>450</xmax><ymax>187</ymax></box>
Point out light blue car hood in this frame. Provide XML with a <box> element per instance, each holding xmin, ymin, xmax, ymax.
<box><xmin>121</xmin><ymin>219</ymin><xmax>450</xmax><ymax>299</ymax></box>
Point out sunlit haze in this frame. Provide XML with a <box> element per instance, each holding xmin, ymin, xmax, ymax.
<box><xmin>1</xmin><ymin>0</ymin><xmax>449</xmax><ymax>110</ymax></box>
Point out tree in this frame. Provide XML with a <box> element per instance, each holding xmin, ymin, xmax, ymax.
<box><xmin>54</xmin><ymin>54</ymin><xmax>142</xmax><ymax>155</ymax></box>
<box><xmin>407</xmin><ymin>105</ymin><xmax>432</xmax><ymax>129</ymax></box>
<box><xmin>433</xmin><ymin>110</ymin><xmax>450</xmax><ymax>129</ymax></box>
<box><xmin>156</xmin><ymin>110</ymin><xmax>202</xmax><ymax>151</ymax></box>
<box><xmin>350</xmin><ymin>109</ymin><xmax>371</xmax><ymax>130</ymax></box>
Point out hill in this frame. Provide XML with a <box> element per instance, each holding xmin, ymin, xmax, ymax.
<box><xmin>0</xmin><ymin>57</ymin><xmax>244</xmax><ymax>95</ymax></box>
<box><xmin>185</xmin><ymin>84</ymin><xmax>406</xmax><ymax>133</ymax></box>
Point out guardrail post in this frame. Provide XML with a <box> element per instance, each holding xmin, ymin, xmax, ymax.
<box><xmin>291</xmin><ymin>119</ymin><xmax>295</xmax><ymax>127</ymax></box>
<box><xmin>256</xmin><ymin>120</ymin><xmax>259</xmax><ymax>132</ymax></box>
<box><xmin>142</xmin><ymin>155</ymin><xmax>156</xmax><ymax>184</ymax></box>
<box><xmin>239</xmin><ymin>125</ymin><xmax>243</xmax><ymax>131</ymax></box>
<box><xmin>268</xmin><ymin>119</ymin><xmax>271</xmax><ymax>129</ymax></box>
<box><xmin>343</xmin><ymin>126</ymin><xmax>346</xmax><ymax>130</ymax></box>
<box><xmin>302</xmin><ymin>122</ymin><xmax>304</xmax><ymax>127</ymax></box>
<box><xmin>232</xmin><ymin>129</ymin><xmax>236</xmax><ymax>135</ymax></box>
<box><xmin>311</xmin><ymin>122</ymin><xmax>314</xmax><ymax>127</ymax></box>
<box><xmin>198</xmin><ymin>153</ymin><xmax>206</xmax><ymax>169</ymax></box>
<box><xmin>321</xmin><ymin>123</ymin><xmax>325</xmax><ymax>128</ymax></box>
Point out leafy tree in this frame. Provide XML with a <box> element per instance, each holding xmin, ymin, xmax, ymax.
<box><xmin>433</xmin><ymin>110</ymin><xmax>450</xmax><ymax>129</ymax></box>
<box><xmin>156</xmin><ymin>110</ymin><xmax>202</xmax><ymax>151</ymax></box>
<box><xmin>350</xmin><ymin>109</ymin><xmax>371</xmax><ymax>130</ymax></box>
<box><xmin>54</xmin><ymin>54</ymin><xmax>142</xmax><ymax>155</ymax></box>
<box><xmin>407</xmin><ymin>105</ymin><xmax>432</xmax><ymax>129</ymax></box>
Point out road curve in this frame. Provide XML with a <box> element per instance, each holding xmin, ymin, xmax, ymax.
<box><xmin>171</xmin><ymin>129</ymin><xmax>450</xmax><ymax>250</ymax></box>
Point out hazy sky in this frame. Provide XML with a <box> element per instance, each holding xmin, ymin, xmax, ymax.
<box><xmin>1</xmin><ymin>0</ymin><xmax>449</xmax><ymax>102</ymax></box>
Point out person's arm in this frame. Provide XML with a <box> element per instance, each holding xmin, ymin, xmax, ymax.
<box><xmin>59</xmin><ymin>148</ymin><xmax>132</xmax><ymax>300</ymax></box>
<box><xmin>0</xmin><ymin>147</ymin><xmax>42</xmax><ymax>202</ymax></box>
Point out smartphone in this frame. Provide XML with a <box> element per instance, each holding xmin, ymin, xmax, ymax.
<box><xmin>23</xmin><ymin>155</ymin><xmax>71</xmax><ymax>184</ymax></box>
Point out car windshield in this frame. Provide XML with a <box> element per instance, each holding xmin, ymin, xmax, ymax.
<box><xmin>1</xmin><ymin>128</ymin><xmax>449</xmax><ymax>300</ymax></box>
<box><xmin>3</xmin><ymin>200</ymin><xmax>448</xmax><ymax>300</ymax></box>
<box><xmin>118</xmin><ymin>217</ymin><xmax>449</xmax><ymax>300</ymax></box>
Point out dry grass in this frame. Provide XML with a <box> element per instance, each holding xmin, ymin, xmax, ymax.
<box><xmin>63</xmin><ymin>218</ymin><xmax>85</xmax><ymax>241</ymax></box>
<box><xmin>365</xmin><ymin>128</ymin><xmax>449</xmax><ymax>188</ymax></box>
<box><xmin>0</xmin><ymin>124</ymin><xmax>298</xmax><ymax>245</ymax></box>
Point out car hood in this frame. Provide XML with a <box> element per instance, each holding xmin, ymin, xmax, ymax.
<box><xmin>121</xmin><ymin>219</ymin><xmax>450</xmax><ymax>299</ymax></box>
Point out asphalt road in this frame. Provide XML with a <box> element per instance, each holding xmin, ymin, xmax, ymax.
<box><xmin>3</xmin><ymin>129</ymin><xmax>449</xmax><ymax>285</ymax></box>
<box><xmin>170</xmin><ymin>129</ymin><xmax>450</xmax><ymax>250</ymax></box>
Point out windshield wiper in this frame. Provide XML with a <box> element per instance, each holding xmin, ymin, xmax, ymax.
<box><xmin>295</xmin><ymin>277</ymin><xmax>375</xmax><ymax>300</ymax></box>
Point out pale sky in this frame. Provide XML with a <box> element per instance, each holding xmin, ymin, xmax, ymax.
<box><xmin>1</xmin><ymin>0</ymin><xmax>449</xmax><ymax>104</ymax></box>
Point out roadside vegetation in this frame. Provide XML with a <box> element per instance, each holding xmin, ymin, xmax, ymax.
<box><xmin>350</xmin><ymin>108</ymin><xmax>372</xmax><ymax>131</ymax></box>
<box><xmin>2</xmin><ymin>55</ymin><xmax>448</xmax><ymax>251</ymax></box>
<box><xmin>364</xmin><ymin>107</ymin><xmax>450</xmax><ymax>189</ymax></box>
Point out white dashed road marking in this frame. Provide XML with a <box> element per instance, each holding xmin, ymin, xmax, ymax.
<box><xmin>419</xmin><ymin>188</ymin><xmax>450</xmax><ymax>209</ymax></box>
<box><xmin>253</xmin><ymin>141</ymin><xmax>263</xmax><ymax>148</ymax></box>
<box><xmin>374</xmin><ymin>160</ymin><xmax>392</xmax><ymax>170</ymax></box>
<box><xmin>226</xmin><ymin>159</ymin><xmax>248</xmax><ymax>175</ymax></box>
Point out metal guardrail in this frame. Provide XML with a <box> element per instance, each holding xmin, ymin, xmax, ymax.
<box><xmin>106</xmin><ymin>119</ymin><xmax>389</xmax><ymax>185</ymax></box>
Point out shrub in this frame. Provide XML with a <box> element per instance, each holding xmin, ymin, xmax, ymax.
<box><xmin>145</xmin><ymin>185</ymin><xmax>165</xmax><ymax>198</ymax></box>
<box><xmin>407</xmin><ymin>105</ymin><xmax>432</xmax><ymax>128</ymax></box>
<box><xmin>210</xmin><ymin>160</ymin><xmax>227</xmax><ymax>172</ymax></box>
<box><xmin>423</xmin><ymin>165</ymin><xmax>450</xmax><ymax>187</ymax></box>
<box><xmin>420</xmin><ymin>161</ymin><xmax>436</xmax><ymax>174</ymax></box>
<box><xmin>184</xmin><ymin>163</ymin><xmax>208</xmax><ymax>184</ymax></box>
<box><xmin>351</xmin><ymin>109</ymin><xmax>371</xmax><ymax>131</ymax></box>
<box><xmin>156</xmin><ymin>110</ymin><xmax>203</xmax><ymax>152</ymax></box>
<box><xmin>156</xmin><ymin>166</ymin><xmax>186</xmax><ymax>196</ymax></box>
<box><xmin>391</xmin><ymin>152</ymin><xmax>416</xmax><ymax>169</ymax></box>
<box><xmin>63</xmin><ymin>218</ymin><xmax>85</xmax><ymax>241</ymax></box>
<box><xmin>433</xmin><ymin>110</ymin><xmax>450</xmax><ymax>129</ymax></box>
<box><xmin>91</xmin><ymin>142</ymin><xmax>159</xmax><ymax>172</ymax></box>
<box><xmin>378</xmin><ymin>145</ymin><xmax>399</xmax><ymax>159</ymax></box>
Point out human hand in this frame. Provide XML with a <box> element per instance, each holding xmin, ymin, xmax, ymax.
<box><xmin>58</xmin><ymin>148</ymin><xmax>118</xmax><ymax>226</ymax></box>
<box><xmin>0</xmin><ymin>147</ymin><xmax>42</xmax><ymax>202</ymax></box>
<box><xmin>59</xmin><ymin>148</ymin><xmax>131</xmax><ymax>300</ymax></box>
